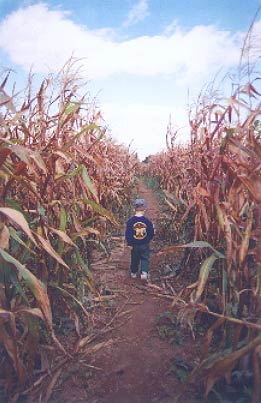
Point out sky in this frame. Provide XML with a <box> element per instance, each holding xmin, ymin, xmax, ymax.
<box><xmin>0</xmin><ymin>0</ymin><xmax>261</xmax><ymax>159</ymax></box>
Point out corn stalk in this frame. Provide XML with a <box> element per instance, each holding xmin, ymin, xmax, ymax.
<box><xmin>145</xmin><ymin>29</ymin><xmax>261</xmax><ymax>399</ymax></box>
<box><xmin>0</xmin><ymin>61</ymin><xmax>138</xmax><ymax>400</ymax></box>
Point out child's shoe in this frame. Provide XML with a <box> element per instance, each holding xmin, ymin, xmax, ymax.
<box><xmin>131</xmin><ymin>272</ymin><xmax>137</xmax><ymax>278</ymax></box>
<box><xmin>141</xmin><ymin>272</ymin><xmax>148</xmax><ymax>280</ymax></box>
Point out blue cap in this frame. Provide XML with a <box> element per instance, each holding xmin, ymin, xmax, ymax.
<box><xmin>134</xmin><ymin>198</ymin><xmax>147</xmax><ymax>209</ymax></box>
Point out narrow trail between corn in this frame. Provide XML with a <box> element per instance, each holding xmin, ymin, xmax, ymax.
<box><xmin>53</xmin><ymin>180</ymin><xmax>198</xmax><ymax>403</ymax></box>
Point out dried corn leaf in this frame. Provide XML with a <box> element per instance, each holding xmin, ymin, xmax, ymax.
<box><xmin>35</xmin><ymin>233</ymin><xmax>69</xmax><ymax>269</ymax></box>
<box><xmin>0</xmin><ymin>207</ymin><xmax>36</xmax><ymax>245</ymax></box>
<box><xmin>195</xmin><ymin>254</ymin><xmax>218</xmax><ymax>302</ymax></box>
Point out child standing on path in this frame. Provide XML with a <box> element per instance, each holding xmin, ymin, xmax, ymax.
<box><xmin>125</xmin><ymin>198</ymin><xmax>155</xmax><ymax>280</ymax></box>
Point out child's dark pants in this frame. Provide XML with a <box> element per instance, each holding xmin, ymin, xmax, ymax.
<box><xmin>131</xmin><ymin>243</ymin><xmax>150</xmax><ymax>274</ymax></box>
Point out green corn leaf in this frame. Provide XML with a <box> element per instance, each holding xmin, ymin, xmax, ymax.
<box><xmin>88</xmin><ymin>239</ymin><xmax>108</xmax><ymax>255</ymax></box>
<box><xmin>82</xmin><ymin>166</ymin><xmax>99</xmax><ymax>202</ymax></box>
<box><xmin>182</xmin><ymin>241</ymin><xmax>225</xmax><ymax>258</ymax></box>
<box><xmin>9</xmin><ymin>227</ymin><xmax>36</xmax><ymax>256</ymax></box>
<box><xmin>74</xmin><ymin>248</ymin><xmax>93</xmax><ymax>280</ymax></box>
<box><xmin>59</xmin><ymin>206</ymin><xmax>67</xmax><ymax>231</ymax></box>
<box><xmin>74</xmin><ymin>249</ymin><xmax>97</xmax><ymax>294</ymax></box>
<box><xmin>160</xmin><ymin>241</ymin><xmax>225</xmax><ymax>259</ymax></box>
<box><xmin>0</xmin><ymin>248</ymin><xmax>53</xmax><ymax>327</ymax></box>
<box><xmin>5</xmin><ymin>199</ymin><xmax>27</xmax><ymax>215</ymax></box>
<box><xmin>9</xmin><ymin>269</ymin><xmax>29</xmax><ymax>305</ymax></box>
<box><xmin>49</xmin><ymin>282</ymin><xmax>88</xmax><ymax>318</ymax></box>
<box><xmin>195</xmin><ymin>253</ymin><xmax>218</xmax><ymax>302</ymax></box>
<box><xmin>64</xmin><ymin>103</ymin><xmax>80</xmax><ymax>115</ymax></box>
<box><xmin>54</xmin><ymin>165</ymin><xmax>82</xmax><ymax>180</ymax></box>
<box><xmin>80</xmin><ymin>198</ymin><xmax>118</xmax><ymax>226</ymax></box>
<box><xmin>60</xmin><ymin>124</ymin><xmax>103</xmax><ymax>152</ymax></box>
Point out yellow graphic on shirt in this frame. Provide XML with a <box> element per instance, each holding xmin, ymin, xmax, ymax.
<box><xmin>133</xmin><ymin>222</ymin><xmax>147</xmax><ymax>240</ymax></box>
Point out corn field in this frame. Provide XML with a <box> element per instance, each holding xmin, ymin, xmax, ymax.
<box><xmin>145</xmin><ymin>31</ymin><xmax>261</xmax><ymax>402</ymax></box>
<box><xmin>1</xmin><ymin>22</ymin><xmax>261</xmax><ymax>403</ymax></box>
<box><xmin>0</xmin><ymin>61</ymin><xmax>138</xmax><ymax>401</ymax></box>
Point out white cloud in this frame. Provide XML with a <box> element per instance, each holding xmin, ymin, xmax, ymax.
<box><xmin>0</xmin><ymin>3</ymin><xmax>113</xmax><ymax>75</ymax></box>
<box><xmin>0</xmin><ymin>3</ymin><xmax>245</xmax><ymax>86</ymax></box>
<box><xmin>123</xmin><ymin>0</ymin><xmax>150</xmax><ymax>27</ymax></box>
<box><xmin>0</xmin><ymin>3</ymin><xmax>259</xmax><ymax>159</ymax></box>
<box><xmin>101</xmin><ymin>102</ymin><xmax>189</xmax><ymax>159</ymax></box>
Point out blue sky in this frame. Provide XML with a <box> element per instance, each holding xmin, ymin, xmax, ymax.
<box><xmin>0</xmin><ymin>1</ymin><xmax>261</xmax><ymax>159</ymax></box>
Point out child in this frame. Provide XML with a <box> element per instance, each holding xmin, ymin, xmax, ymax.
<box><xmin>125</xmin><ymin>198</ymin><xmax>154</xmax><ymax>280</ymax></box>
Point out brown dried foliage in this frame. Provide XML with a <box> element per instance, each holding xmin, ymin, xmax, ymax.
<box><xmin>0</xmin><ymin>61</ymin><xmax>138</xmax><ymax>400</ymax></box>
<box><xmin>146</xmin><ymin>55</ymin><xmax>261</xmax><ymax>400</ymax></box>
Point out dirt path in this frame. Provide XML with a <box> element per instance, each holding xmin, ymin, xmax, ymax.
<box><xmin>52</xmin><ymin>181</ymin><xmax>199</xmax><ymax>403</ymax></box>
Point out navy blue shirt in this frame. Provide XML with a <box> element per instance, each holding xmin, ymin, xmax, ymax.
<box><xmin>125</xmin><ymin>215</ymin><xmax>154</xmax><ymax>246</ymax></box>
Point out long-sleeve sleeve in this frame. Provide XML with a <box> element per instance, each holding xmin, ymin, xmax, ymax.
<box><xmin>125</xmin><ymin>220</ymin><xmax>134</xmax><ymax>246</ymax></box>
<box><xmin>146</xmin><ymin>220</ymin><xmax>154</xmax><ymax>242</ymax></box>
